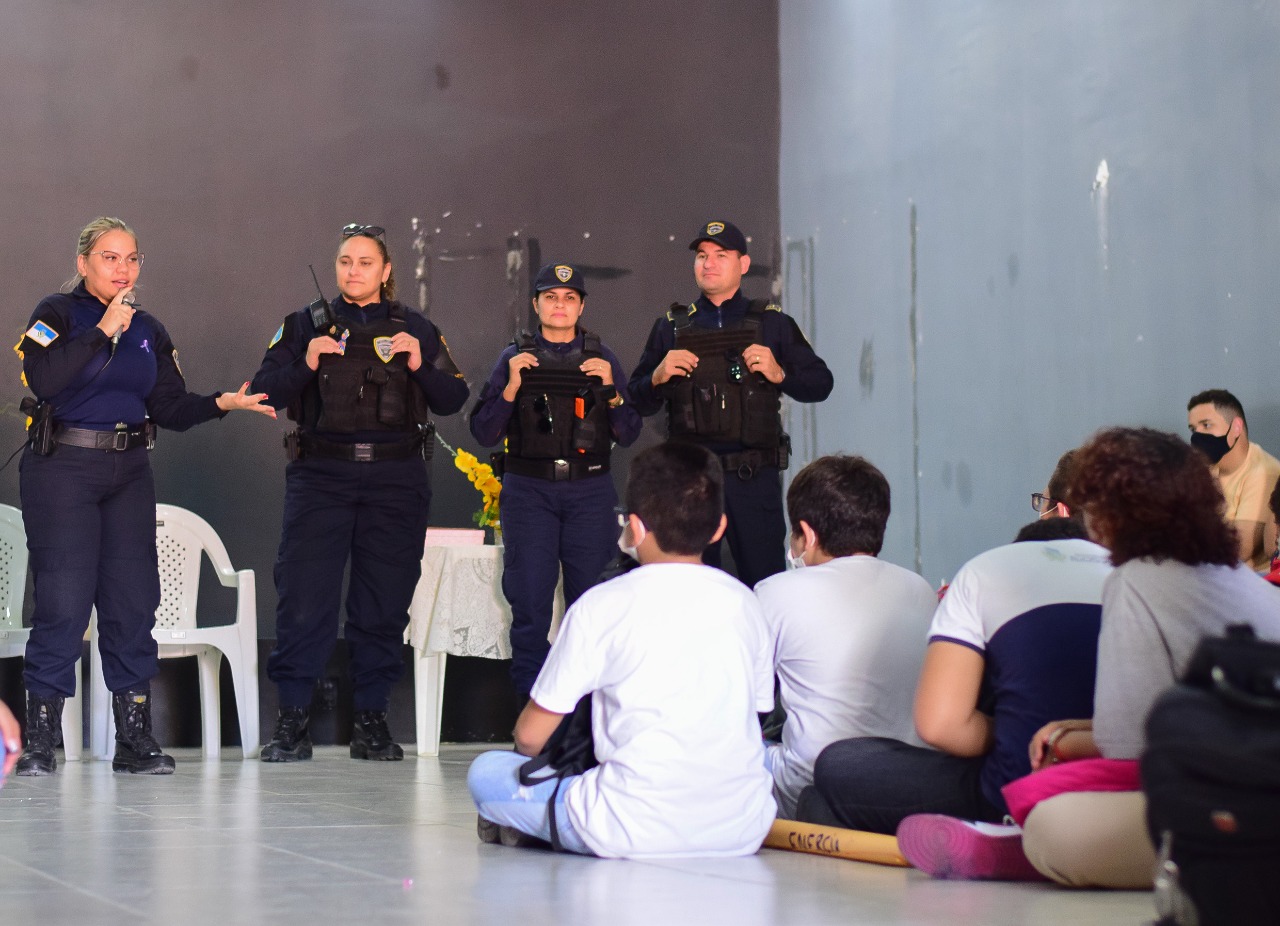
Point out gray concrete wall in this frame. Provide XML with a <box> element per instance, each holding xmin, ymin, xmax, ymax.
<box><xmin>0</xmin><ymin>1</ymin><xmax>780</xmax><ymax>634</ymax></box>
<box><xmin>779</xmin><ymin>1</ymin><xmax>1280</xmax><ymax>584</ymax></box>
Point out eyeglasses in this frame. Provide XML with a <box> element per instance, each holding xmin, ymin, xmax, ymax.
<box><xmin>726</xmin><ymin>350</ymin><xmax>744</xmax><ymax>382</ymax></box>
<box><xmin>1031</xmin><ymin>493</ymin><xmax>1060</xmax><ymax>514</ymax></box>
<box><xmin>533</xmin><ymin>394</ymin><xmax>554</xmax><ymax>433</ymax></box>
<box><xmin>89</xmin><ymin>250</ymin><xmax>144</xmax><ymax>269</ymax></box>
<box><xmin>342</xmin><ymin>224</ymin><xmax>386</xmax><ymax>241</ymax></box>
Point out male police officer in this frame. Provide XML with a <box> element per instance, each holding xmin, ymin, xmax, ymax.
<box><xmin>471</xmin><ymin>262</ymin><xmax>641</xmax><ymax>703</ymax></box>
<box><xmin>251</xmin><ymin>225</ymin><xmax>469</xmax><ymax>762</ymax></box>
<box><xmin>629</xmin><ymin>221</ymin><xmax>833</xmax><ymax>587</ymax></box>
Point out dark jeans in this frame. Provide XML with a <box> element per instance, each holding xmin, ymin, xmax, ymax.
<box><xmin>701</xmin><ymin>463</ymin><xmax>785</xmax><ymax>588</ymax></box>
<box><xmin>797</xmin><ymin>736</ymin><xmax>1005</xmax><ymax>835</ymax></box>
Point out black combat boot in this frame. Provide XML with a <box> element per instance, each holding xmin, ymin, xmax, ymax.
<box><xmin>15</xmin><ymin>692</ymin><xmax>64</xmax><ymax>777</ymax></box>
<box><xmin>350</xmin><ymin>710</ymin><xmax>403</xmax><ymax>760</ymax></box>
<box><xmin>260</xmin><ymin>707</ymin><xmax>312</xmax><ymax>762</ymax></box>
<box><xmin>111</xmin><ymin>689</ymin><xmax>176</xmax><ymax>774</ymax></box>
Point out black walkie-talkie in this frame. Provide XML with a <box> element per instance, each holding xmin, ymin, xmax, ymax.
<box><xmin>307</xmin><ymin>264</ymin><xmax>340</xmax><ymax>336</ymax></box>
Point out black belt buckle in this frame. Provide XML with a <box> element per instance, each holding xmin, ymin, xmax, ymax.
<box><xmin>736</xmin><ymin>461</ymin><xmax>755</xmax><ymax>480</ymax></box>
<box><xmin>112</xmin><ymin>429</ymin><xmax>130</xmax><ymax>451</ymax></box>
<box><xmin>353</xmin><ymin>443</ymin><xmax>375</xmax><ymax>463</ymax></box>
<box><xmin>553</xmin><ymin>459</ymin><xmax>569</xmax><ymax>480</ymax></box>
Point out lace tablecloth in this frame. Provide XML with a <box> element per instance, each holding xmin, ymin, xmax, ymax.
<box><xmin>406</xmin><ymin>545</ymin><xmax>512</xmax><ymax>659</ymax></box>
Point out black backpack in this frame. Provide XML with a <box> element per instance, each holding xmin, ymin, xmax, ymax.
<box><xmin>1141</xmin><ymin>624</ymin><xmax>1280</xmax><ymax>926</ymax></box>
<box><xmin>518</xmin><ymin>695</ymin><xmax>598</xmax><ymax>851</ymax></box>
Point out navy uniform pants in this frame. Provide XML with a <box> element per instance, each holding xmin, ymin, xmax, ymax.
<box><xmin>19</xmin><ymin>445</ymin><xmax>161</xmax><ymax>697</ymax></box>
<box><xmin>267</xmin><ymin>454</ymin><xmax>431</xmax><ymax>713</ymax></box>
<box><xmin>500</xmin><ymin>471</ymin><xmax>618</xmax><ymax>696</ymax></box>
<box><xmin>701</xmin><ymin>463</ymin><xmax>786</xmax><ymax>589</ymax></box>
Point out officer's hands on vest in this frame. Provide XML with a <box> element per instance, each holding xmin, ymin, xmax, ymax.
<box><xmin>744</xmin><ymin>344</ymin><xmax>785</xmax><ymax>384</ymax></box>
<box><xmin>579</xmin><ymin>357</ymin><xmax>613</xmax><ymax>386</ymax></box>
<box><xmin>96</xmin><ymin>288</ymin><xmax>136</xmax><ymax>339</ymax></box>
<box><xmin>215</xmin><ymin>382</ymin><xmax>277</xmax><ymax>418</ymax></box>
<box><xmin>651</xmin><ymin>349</ymin><xmax>700</xmax><ymax>386</ymax></box>
<box><xmin>305</xmin><ymin>334</ymin><xmax>347</xmax><ymax>370</ymax></box>
<box><xmin>384</xmin><ymin>331</ymin><xmax>424</xmax><ymax>371</ymax></box>
<box><xmin>502</xmin><ymin>352</ymin><xmax>540</xmax><ymax>402</ymax></box>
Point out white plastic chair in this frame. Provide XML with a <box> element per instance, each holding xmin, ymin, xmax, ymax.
<box><xmin>0</xmin><ymin>504</ymin><xmax>83</xmax><ymax>760</ymax></box>
<box><xmin>90</xmin><ymin>504</ymin><xmax>259</xmax><ymax>760</ymax></box>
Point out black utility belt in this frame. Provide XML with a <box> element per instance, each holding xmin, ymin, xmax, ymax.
<box><xmin>718</xmin><ymin>447</ymin><xmax>783</xmax><ymax>479</ymax></box>
<box><xmin>54</xmin><ymin>424</ymin><xmax>154</xmax><ymax>452</ymax></box>
<box><xmin>295</xmin><ymin>432</ymin><xmax>429</xmax><ymax>463</ymax></box>
<box><xmin>503</xmin><ymin>456</ymin><xmax>610</xmax><ymax>482</ymax></box>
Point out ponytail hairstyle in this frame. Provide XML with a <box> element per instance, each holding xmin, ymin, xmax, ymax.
<box><xmin>64</xmin><ymin>216</ymin><xmax>138</xmax><ymax>291</ymax></box>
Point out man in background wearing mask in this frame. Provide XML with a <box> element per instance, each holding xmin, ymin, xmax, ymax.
<box><xmin>1187</xmin><ymin>389</ymin><xmax>1280</xmax><ymax>572</ymax></box>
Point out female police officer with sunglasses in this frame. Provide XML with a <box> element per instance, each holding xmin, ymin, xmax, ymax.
<box><xmin>251</xmin><ymin>224</ymin><xmax>468</xmax><ymax>763</ymax></box>
<box><xmin>470</xmin><ymin>262</ymin><xmax>641</xmax><ymax>705</ymax></box>
<box><xmin>15</xmin><ymin>216</ymin><xmax>274</xmax><ymax>776</ymax></box>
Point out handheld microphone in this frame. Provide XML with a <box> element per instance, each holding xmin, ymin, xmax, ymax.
<box><xmin>112</xmin><ymin>292</ymin><xmax>137</xmax><ymax>353</ymax></box>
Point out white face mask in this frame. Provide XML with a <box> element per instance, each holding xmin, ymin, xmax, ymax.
<box><xmin>785</xmin><ymin>538</ymin><xmax>807</xmax><ymax>570</ymax></box>
<box><xmin>618</xmin><ymin>517</ymin><xmax>646</xmax><ymax>561</ymax></box>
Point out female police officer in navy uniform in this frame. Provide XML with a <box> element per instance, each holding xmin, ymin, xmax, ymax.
<box><xmin>14</xmin><ymin>216</ymin><xmax>275</xmax><ymax>776</ymax></box>
<box><xmin>470</xmin><ymin>262</ymin><xmax>641</xmax><ymax>704</ymax></box>
<box><xmin>252</xmin><ymin>224</ymin><xmax>468</xmax><ymax>762</ymax></box>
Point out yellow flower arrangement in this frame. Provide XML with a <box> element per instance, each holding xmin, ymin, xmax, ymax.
<box><xmin>435</xmin><ymin>433</ymin><xmax>501</xmax><ymax>527</ymax></box>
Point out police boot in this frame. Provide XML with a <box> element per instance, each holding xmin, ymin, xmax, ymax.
<box><xmin>15</xmin><ymin>692</ymin><xmax>64</xmax><ymax>777</ymax></box>
<box><xmin>260</xmin><ymin>707</ymin><xmax>312</xmax><ymax>762</ymax></box>
<box><xmin>350</xmin><ymin>710</ymin><xmax>403</xmax><ymax>761</ymax></box>
<box><xmin>111</xmin><ymin>689</ymin><xmax>176</xmax><ymax>775</ymax></box>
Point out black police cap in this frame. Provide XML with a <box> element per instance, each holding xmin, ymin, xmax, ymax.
<box><xmin>689</xmin><ymin>220</ymin><xmax>748</xmax><ymax>255</ymax></box>
<box><xmin>533</xmin><ymin>262</ymin><xmax>587</xmax><ymax>296</ymax></box>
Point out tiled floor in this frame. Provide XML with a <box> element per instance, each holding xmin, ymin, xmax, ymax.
<box><xmin>0</xmin><ymin>746</ymin><xmax>1153</xmax><ymax>926</ymax></box>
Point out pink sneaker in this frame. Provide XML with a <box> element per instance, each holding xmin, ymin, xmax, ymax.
<box><xmin>896</xmin><ymin>815</ymin><xmax>1048</xmax><ymax>881</ymax></box>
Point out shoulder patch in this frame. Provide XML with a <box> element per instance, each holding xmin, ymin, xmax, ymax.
<box><xmin>24</xmin><ymin>321</ymin><xmax>59</xmax><ymax>347</ymax></box>
<box><xmin>171</xmin><ymin>348</ymin><xmax>183</xmax><ymax>377</ymax></box>
<box><xmin>268</xmin><ymin>323</ymin><xmax>283</xmax><ymax>348</ymax></box>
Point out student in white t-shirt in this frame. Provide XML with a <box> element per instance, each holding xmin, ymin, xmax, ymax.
<box><xmin>467</xmin><ymin>442</ymin><xmax>776</xmax><ymax>858</ymax></box>
<box><xmin>755</xmin><ymin>455</ymin><xmax>936</xmax><ymax>819</ymax></box>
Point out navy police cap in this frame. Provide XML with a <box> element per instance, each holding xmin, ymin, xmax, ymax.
<box><xmin>533</xmin><ymin>262</ymin><xmax>587</xmax><ymax>296</ymax></box>
<box><xmin>689</xmin><ymin>220</ymin><xmax>748</xmax><ymax>255</ymax></box>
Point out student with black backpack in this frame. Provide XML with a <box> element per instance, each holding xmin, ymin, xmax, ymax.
<box><xmin>467</xmin><ymin>442</ymin><xmax>776</xmax><ymax>857</ymax></box>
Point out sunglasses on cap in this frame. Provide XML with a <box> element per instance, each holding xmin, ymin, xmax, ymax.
<box><xmin>342</xmin><ymin>224</ymin><xmax>386</xmax><ymax>241</ymax></box>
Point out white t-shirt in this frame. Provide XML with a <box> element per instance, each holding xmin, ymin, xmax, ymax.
<box><xmin>530</xmin><ymin>562</ymin><xmax>776</xmax><ymax>859</ymax></box>
<box><xmin>755</xmin><ymin>556</ymin><xmax>937</xmax><ymax>818</ymax></box>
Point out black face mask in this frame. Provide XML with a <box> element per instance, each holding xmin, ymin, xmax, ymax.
<box><xmin>1190</xmin><ymin>430</ymin><xmax>1235</xmax><ymax>465</ymax></box>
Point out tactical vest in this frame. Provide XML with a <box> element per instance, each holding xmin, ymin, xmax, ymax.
<box><xmin>507</xmin><ymin>329</ymin><xmax>613</xmax><ymax>462</ymax></box>
<box><xmin>665</xmin><ymin>300</ymin><xmax>782</xmax><ymax>448</ymax></box>
<box><xmin>294</xmin><ymin>302</ymin><xmax>429</xmax><ymax>435</ymax></box>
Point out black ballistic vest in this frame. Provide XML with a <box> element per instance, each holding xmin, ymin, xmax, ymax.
<box><xmin>297</xmin><ymin>302</ymin><xmax>428</xmax><ymax>435</ymax></box>
<box><xmin>665</xmin><ymin>300</ymin><xmax>782</xmax><ymax>448</ymax></box>
<box><xmin>508</xmin><ymin>330</ymin><xmax>613</xmax><ymax>462</ymax></box>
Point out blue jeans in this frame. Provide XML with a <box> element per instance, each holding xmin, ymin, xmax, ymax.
<box><xmin>467</xmin><ymin>750</ymin><xmax>594</xmax><ymax>855</ymax></box>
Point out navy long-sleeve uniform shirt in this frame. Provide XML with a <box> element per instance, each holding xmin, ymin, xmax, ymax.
<box><xmin>469</xmin><ymin>331</ymin><xmax>642</xmax><ymax>449</ymax></box>
<box><xmin>19</xmin><ymin>283</ymin><xmax>224</xmax><ymax>431</ymax></box>
<box><xmin>251</xmin><ymin>297</ymin><xmax>469</xmax><ymax>443</ymax></box>
<box><xmin>627</xmin><ymin>289</ymin><xmax>834</xmax><ymax>421</ymax></box>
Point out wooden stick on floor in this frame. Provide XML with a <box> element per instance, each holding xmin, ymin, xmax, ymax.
<box><xmin>763</xmin><ymin>819</ymin><xmax>910</xmax><ymax>867</ymax></box>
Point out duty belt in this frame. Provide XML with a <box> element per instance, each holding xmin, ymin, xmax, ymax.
<box><xmin>299</xmin><ymin>433</ymin><xmax>426</xmax><ymax>463</ymax></box>
<box><xmin>719</xmin><ymin>448</ymin><xmax>782</xmax><ymax>480</ymax></box>
<box><xmin>54</xmin><ymin>425</ymin><xmax>152</xmax><ymax>452</ymax></box>
<box><xmin>503</xmin><ymin>456</ymin><xmax>610</xmax><ymax>481</ymax></box>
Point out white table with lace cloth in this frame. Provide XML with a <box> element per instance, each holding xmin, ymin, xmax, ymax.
<box><xmin>404</xmin><ymin>535</ymin><xmax>563</xmax><ymax>756</ymax></box>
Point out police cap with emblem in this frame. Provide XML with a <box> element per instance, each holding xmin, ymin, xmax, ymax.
<box><xmin>532</xmin><ymin>262</ymin><xmax>587</xmax><ymax>297</ymax></box>
<box><xmin>689</xmin><ymin>220</ymin><xmax>748</xmax><ymax>255</ymax></box>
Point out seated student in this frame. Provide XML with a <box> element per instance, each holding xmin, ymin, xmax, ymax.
<box><xmin>900</xmin><ymin>428</ymin><xmax>1280</xmax><ymax>887</ymax></box>
<box><xmin>467</xmin><ymin>442</ymin><xmax>776</xmax><ymax>858</ymax></box>
<box><xmin>797</xmin><ymin>451</ymin><xmax>1112</xmax><ymax>837</ymax></box>
<box><xmin>753</xmin><ymin>455</ymin><xmax>936</xmax><ymax>819</ymax></box>
<box><xmin>1265</xmin><ymin>479</ymin><xmax>1280</xmax><ymax>587</ymax></box>
<box><xmin>1</xmin><ymin>698</ymin><xmax>20</xmax><ymax>781</ymax></box>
